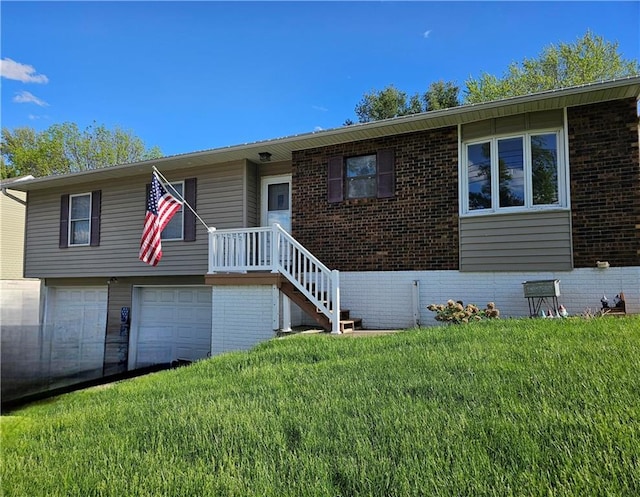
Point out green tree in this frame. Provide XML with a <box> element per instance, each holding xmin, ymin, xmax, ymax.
<box><xmin>464</xmin><ymin>30</ymin><xmax>640</xmax><ymax>104</ymax></box>
<box><xmin>1</xmin><ymin>122</ymin><xmax>162</xmax><ymax>178</ymax></box>
<box><xmin>423</xmin><ymin>80</ymin><xmax>460</xmax><ymax>111</ymax></box>
<box><xmin>0</xmin><ymin>156</ymin><xmax>17</xmax><ymax>180</ymax></box>
<box><xmin>354</xmin><ymin>85</ymin><xmax>413</xmax><ymax>123</ymax></box>
<box><xmin>351</xmin><ymin>81</ymin><xmax>460</xmax><ymax>123</ymax></box>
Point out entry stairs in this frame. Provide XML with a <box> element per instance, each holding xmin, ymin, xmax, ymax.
<box><xmin>279</xmin><ymin>281</ymin><xmax>362</xmax><ymax>333</ymax></box>
<box><xmin>208</xmin><ymin>223</ymin><xmax>362</xmax><ymax>334</ymax></box>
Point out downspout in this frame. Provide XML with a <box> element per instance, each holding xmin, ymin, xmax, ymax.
<box><xmin>412</xmin><ymin>280</ymin><xmax>420</xmax><ymax>327</ymax></box>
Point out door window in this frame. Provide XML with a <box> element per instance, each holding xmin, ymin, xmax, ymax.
<box><xmin>262</xmin><ymin>176</ymin><xmax>291</xmax><ymax>231</ymax></box>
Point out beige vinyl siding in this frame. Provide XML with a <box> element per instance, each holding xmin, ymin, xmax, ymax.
<box><xmin>459</xmin><ymin>210</ymin><xmax>572</xmax><ymax>272</ymax></box>
<box><xmin>104</xmin><ymin>280</ymin><xmax>132</xmax><ymax>376</ymax></box>
<box><xmin>0</xmin><ymin>190</ymin><xmax>27</xmax><ymax>279</ymax></box>
<box><xmin>25</xmin><ymin>161</ymin><xmax>254</xmax><ymax>278</ymax></box>
<box><xmin>245</xmin><ymin>161</ymin><xmax>258</xmax><ymax>227</ymax></box>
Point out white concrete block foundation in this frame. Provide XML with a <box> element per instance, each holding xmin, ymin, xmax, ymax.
<box><xmin>341</xmin><ymin>267</ymin><xmax>639</xmax><ymax>329</ymax></box>
<box><xmin>211</xmin><ymin>285</ymin><xmax>278</xmax><ymax>356</ymax></box>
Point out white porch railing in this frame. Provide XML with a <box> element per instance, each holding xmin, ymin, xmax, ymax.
<box><xmin>208</xmin><ymin>225</ymin><xmax>341</xmax><ymax>333</ymax></box>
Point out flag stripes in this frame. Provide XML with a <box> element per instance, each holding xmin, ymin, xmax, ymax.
<box><xmin>139</xmin><ymin>173</ymin><xmax>182</xmax><ymax>266</ymax></box>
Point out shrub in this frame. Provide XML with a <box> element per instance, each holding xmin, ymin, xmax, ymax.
<box><xmin>427</xmin><ymin>300</ymin><xmax>500</xmax><ymax>324</ymax></box>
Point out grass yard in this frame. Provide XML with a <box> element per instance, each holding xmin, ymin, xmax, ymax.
<box><xmin>2</xmin><ymin>316</ymin><xmax>639</xmax><ymax>496</ymax></box>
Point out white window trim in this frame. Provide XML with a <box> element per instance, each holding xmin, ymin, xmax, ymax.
<box><xmin>161</xmin><ymin>180</ymin><xmax>184</xmax><ymax>241</ymax></box>
<box><xmin>459</xmin><ymin>124</ymin><xmax>569</xmax><ymax>217</ymax></box>
<box><xmin>68</xmin><ymin>192</ymin><xmax>92</xmax><ymax>246</ymax></box>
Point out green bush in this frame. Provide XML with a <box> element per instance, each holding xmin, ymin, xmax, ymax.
<box><xmin>427</xmin><ymin>300</ymin><xmax>500</xmax><ymax>323</ymax></box>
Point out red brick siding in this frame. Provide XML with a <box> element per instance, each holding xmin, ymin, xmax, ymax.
<box><xmin>292</xmin><ymin>128</ymin><xmax>459</xmax><ymax>271</ymax></box>
<box><xmin>568</xmin><ymin>98</ymin><xmax>640</xmax><ymax>268</ymax></box>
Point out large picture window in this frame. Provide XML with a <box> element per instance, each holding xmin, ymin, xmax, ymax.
<box><xmin>463</xmin><ymin>131</ymin><xmax>563</xmax><ymax>214</ymax></box>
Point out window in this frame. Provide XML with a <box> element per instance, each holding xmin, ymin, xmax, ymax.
<box><xmin>144</xmin><ymin>177</ymin><xmax>197</xmax><ymax>242</ymax></box>
<box><xmin>69</xmin><ymin>193</ymin><xmax>91</xmax><ymax>245</ymax></box>
<box><xmin>59</xmin><ymin>191</ymin><xmax>101</xmax><ymax>248</ymax></box>
<box><xmin>346</xmin><ymin>154</ymin><xmax>377</xmax><ymax>199</ymax></box>
<box><xmin>463</xmin><ymin>131</ymin><xmax>563</xmax><ymax>214</ymax></box>
<box><xmin>328</xmin><ymin>149</ymin><xmax>395</xmax><ymax>202</ymax></box>
<box><xmin>161</xmin><ymin>182</ymin><xmax>184</xmax><ymax>240</ymax></box>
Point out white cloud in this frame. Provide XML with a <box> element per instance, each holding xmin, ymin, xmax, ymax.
<box><xmin>423</xmin><ymin>30</ymin><xmax>432</xmax><ymax>39</ymax></box>
<box><xmin>312</xmin><ymin>105</ymin><xmax>328</xmax><ymax>112</ymax></box>
<box><xmin>13</xmin><ymin>90</ymin><xmax>49</xmax><ymax>107</ymax></box>
<box><xmin>28</xmin><ymin>114</ymin><xmax>50</xmax><ymax>121</ymax></box>
<box><xmin>314</xmin><ymin>126</ymin><xmax>324</xmax><ymax>132</ymax></box>
<box><xmin>0</xmin><ymin>58</ymin><xmax>49</xmax><ymax>83</ymax></box>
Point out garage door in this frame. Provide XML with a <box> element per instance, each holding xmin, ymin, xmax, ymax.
<box><xmin>45</xmin><ymin>286</ymin><xmax>108</xmax><ymax>380</ymax></box>
<box><xmin>133</xmin><ymin>287</ymin><xmax>212</xmax><ymax>369</ymax></box>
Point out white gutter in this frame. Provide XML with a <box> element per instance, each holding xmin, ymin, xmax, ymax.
<box><xmin>9</xmin><ymin>76</ymin><xmax>640</xmax><ymax>192</ymax></box>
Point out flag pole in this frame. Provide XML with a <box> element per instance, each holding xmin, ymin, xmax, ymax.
<box><xmin>152</xmin><ymin>166</ymin><xmax>211</xmax><ymax>231</ymax></box>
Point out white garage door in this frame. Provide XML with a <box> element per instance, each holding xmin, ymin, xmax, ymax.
<box><xmin>133</xmin><ymin>286</ymin><xmax>212</xmax><ymax>369</ymax></box>
<box><xmin>45</xmin><ymin>286</ymin><xmax>108</xmax><ymax>379</ymax></box>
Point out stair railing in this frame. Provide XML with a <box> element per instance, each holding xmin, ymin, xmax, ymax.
<box><xmin>208</xmin><ymin>225</ymin><xmax>341</xmax><ymax>333</ymax></box>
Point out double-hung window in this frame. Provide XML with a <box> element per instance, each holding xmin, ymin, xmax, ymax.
<box><xmin>69</xmin><ymin>193</ymin><xmax>92</xmax><ymax>245</ymax></box>
<box><xmin>60</xmin><ymin>191</ymin><xmax>101</xmax><ymax>248</ymax></box>
<box><xmin>160</xmin><ymin>181</ymin><xmax>184</xmax><ymax>241</ymax></box>
<box><xmin>328</xmin><ymin>149</ymin><xmax>395</xmax><ymax>202</ymax></box>
<box><xmin>145</xmin><ymin>177</ymin><xmax>197</xmax><ymax>242</ymax></box>
<box><xmin>345</xmin><ymin>154</ymin><xmax>377</xmax><ymax>199</ymax></box>
<box><xmin>463</xmin><ymin>130</ymin><xmax>564</xmax><ymax>214</ymax></box>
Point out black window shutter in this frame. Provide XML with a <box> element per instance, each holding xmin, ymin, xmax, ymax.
<box><xmin>377</xmin><ymin>149</ymin><xmax>395</xmax><ymax>198</ymax></box>
<box><xmin>59</xmin><ymin>194</ymin><xmax>69</xmax><ymax>249</ymax></box>
<box><xmin>183</xmin><ymin>178</ymin><xmax>197</xmax><ymax>241</ymax></box>
<box><xmin>327</xmin><ymin>156</ymin><xmax>344</xmax><ymax>203</ymax></box>
<box><xmin>145</xmin><ymin>183</ymin><xmax>151</xmax><ymax>210</ymax></box>
<box><xmin>90</xmin><ymin>190</ymin><xmax>101</xmax><ymax>246</ymax></box>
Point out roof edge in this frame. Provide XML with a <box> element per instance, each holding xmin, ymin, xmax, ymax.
<box><xmin>10</xmin><ymin>76</ymin><xmax>640</xmax><ymax>191</ymax></box>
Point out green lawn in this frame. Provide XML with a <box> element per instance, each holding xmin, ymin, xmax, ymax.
<box><xmin>2</xmin><ymin>317</ymin><xmax>639</xmax><ymax>496</ymax></box>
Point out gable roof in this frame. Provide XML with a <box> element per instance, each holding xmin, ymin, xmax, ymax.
<box><xmin>11</xmin><ymin>76</ymin><xmax>640</xmax><ymax>192</ymax></box>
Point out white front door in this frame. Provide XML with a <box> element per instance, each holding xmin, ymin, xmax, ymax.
<box><xmin>261</xmin><ymin>175</ymin><xmax>293</xmax><ymax>331</ymax></box>
<box><xmin>261</xmin><ymin>175</ymin><xmax>292</xmax><ymax>231</ymax></box>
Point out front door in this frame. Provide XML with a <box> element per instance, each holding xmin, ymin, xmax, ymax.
<box><xmin>261</xmin><ymin>175</ymin><xmax>291</xmax><ymax>232</ymax></box>
<box><xmin>261</xmin><ymin>175</ymin><xmax>293</xmax><ymax>331</ymax></box>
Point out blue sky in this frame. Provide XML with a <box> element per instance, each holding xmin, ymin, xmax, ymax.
<box><xmin>1</xmin><ymin>1</ymin><xmax>638</xmax><ymax>157</ymax></box>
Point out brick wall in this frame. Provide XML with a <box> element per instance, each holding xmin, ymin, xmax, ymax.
<box><xmin>292</xmin><ymin>128</ymin><xmax>459</xmax><ymax>271</ymax></box>
<box><xmin>568</xmin><ymin>98</ymin><xmax>640</xmax><ymax>268</ymax></box>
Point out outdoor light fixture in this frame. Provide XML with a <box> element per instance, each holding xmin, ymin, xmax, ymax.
<box><xmin>259</xmin><ymin>152</ymin><xmax>272</xmax><ymax>162</ymax></box>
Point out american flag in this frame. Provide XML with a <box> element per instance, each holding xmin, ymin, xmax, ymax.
<box><xmin>139</xmin><ymin>173</ymin><xmax>182</xmax><ymax>266</ymax></box>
